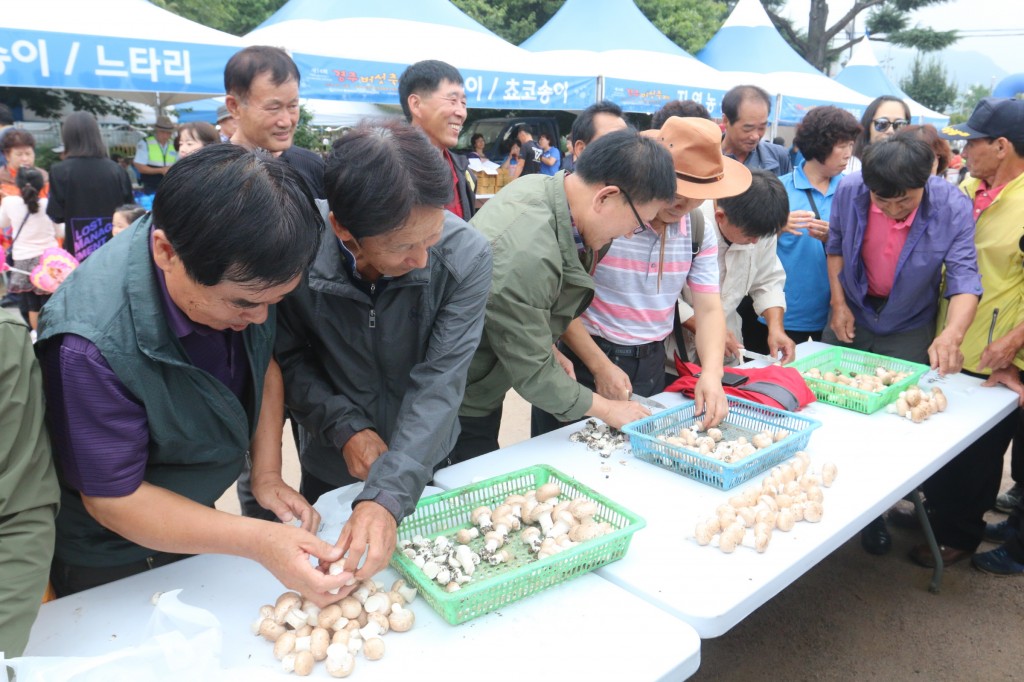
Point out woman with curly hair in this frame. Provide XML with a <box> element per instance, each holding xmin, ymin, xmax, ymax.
<box><xmin>767</xmin><ymin>105</ymin><xmax>862</xmax><ymax>345</ymax></box>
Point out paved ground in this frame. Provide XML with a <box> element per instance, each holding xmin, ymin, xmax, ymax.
<box><xmin>216</xmin><ymin>389</ymin><xmax>1023</xmax><ymax>680</ymax></box>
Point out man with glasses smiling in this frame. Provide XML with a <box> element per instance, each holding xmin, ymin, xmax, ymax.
<box><xmin>450</xmin><ymin>129</ymin><xmax>676</xmax><ymax>462</ymax></box>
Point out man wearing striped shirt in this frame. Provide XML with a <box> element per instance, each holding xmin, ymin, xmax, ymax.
<box><xmin>534</xmin><ymin>117</ymin><xmax>749</xmax><ymax>435</ymax></box>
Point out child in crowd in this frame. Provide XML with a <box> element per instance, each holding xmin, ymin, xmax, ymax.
<box><xmin>111</xmin><ymin>204</ymin><xmax>146</xmax><ymax>237</ymax></box>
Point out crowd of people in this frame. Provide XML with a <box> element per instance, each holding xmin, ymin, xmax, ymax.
<box><xmin>2</xmin><ymin>45</ymin><xmax>1023</xmax><ymax>661</ymax></box>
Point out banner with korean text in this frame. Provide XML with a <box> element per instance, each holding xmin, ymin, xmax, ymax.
<box><xmin>0</xmin><ymin>29</ymin><xmax>236</xmax><ymax>97</ymax></box>
<box><xmin>292</xmin><ymin>53</ymin><xmax>596</xmax><ymax>111</ymax></box>
<box><xmin>604</xmin><ymin>77</ymin><xmax>728</xmax><ymax>116</ymax></box>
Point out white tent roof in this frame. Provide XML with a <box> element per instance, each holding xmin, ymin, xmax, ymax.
<box><xmin>519</xmin><ymin>0</ymin><xmax>736</xmax><ymax>115</ymax></box>
<box><xmin>244</xmin><ymin>0</ymin><xmax>596</xmax><ymax>110</ymax></box>
<box><xmin>2</xmin><ymin>0</ymin><xmax>244</xmax><ymax>107</ymax></box>
<box><xmin>697</xmin><ymin>0</ymin><xmax>873</xmax><ymax>125</ymax></box>
<box><xmin>835</xmin><ymin>39</ymin><xmax>948</xmax><ymax>126</ymax></box>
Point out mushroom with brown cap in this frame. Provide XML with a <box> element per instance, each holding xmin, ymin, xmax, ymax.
<box><xmin>363</xmin><ymin>637</ymin><xmax>385</xmax><ymax>661</ymax></box>
<box><xmin>471</xmin><ymin>506</ymin><xmax>494</xmax><ymax>532</ymax></box>
<box><xmin>388</xmin><ymin>603</ymin><xmax>415</xmax><ymax>632</ymax></box>
<box><xmin>536</xmin><ymin>482</ymin><xmax>561</xmax><ymax>503</ymax></box>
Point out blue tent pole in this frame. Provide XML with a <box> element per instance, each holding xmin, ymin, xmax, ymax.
<box><xmin>772</xmin><ymin>93</ymin><xmax>782</xmax><ymax>139</ymax></box>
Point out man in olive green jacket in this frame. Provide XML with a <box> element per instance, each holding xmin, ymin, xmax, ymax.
<box><xmin>452</xmin><ymin>130</ymin><xmax>677</xmax><ymax>461</ymax></box>
<box><xmin>0</xmin><ymin>307</ymin><xmax>59</xmax><ymax>660</ymax></box>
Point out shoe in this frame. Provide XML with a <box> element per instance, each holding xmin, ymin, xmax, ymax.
<box><xmin>860</xmin><ymin>516</ymin><xmax>892</xmax><ymax>555</ymax></box>
<box><xmin>886</xmin><ymin>505</ymin><xmax>924</xmax><ymax>530</ymax></box>
<box><xmin>995</xmin><ymin>484</ymin><xmax>1023</xmax><ymax>513</ymax></box>
<box><xmin>983</xmin><ymin>520</ymin><xmax>1017</xmax><ymax>544</ymax></box>
<box><xmin>972</xmin><ymin>545</ymin><xmax>1024</xmax><ymax>575</ymax></box>
<box><xmin>908</xmin><ymin>543</ymin><xmax>971</xmax><ymax>568</ymax></box>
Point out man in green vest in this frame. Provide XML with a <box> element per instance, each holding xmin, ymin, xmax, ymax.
<box><xmin>37</xmin><ymin>144</ymin><xmax>351</xmax><ymax>604</ymax></box>
<box><xmin>133</xmin><ymin>115</ymin><xmax>178</xmax><ymax>195</ymax></box>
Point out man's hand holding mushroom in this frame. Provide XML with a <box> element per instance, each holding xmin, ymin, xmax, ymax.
<box><xmin>331</xmin><ymin>501</ymin><xmax>398</xmax><ymax>595</ymax></box>
<box><xmin>253</xmin><ymin>521</ymin><xmax>353</xmax><ymax>608</ymax></box>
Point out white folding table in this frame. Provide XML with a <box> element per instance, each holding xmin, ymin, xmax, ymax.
<box><xmin>433</xmin><ymin>342</ymin><xmax>1018</xmax><ymax>637</ymax></box>
<box><xmin>20</xmin><ymin>486</ymin><xmax>701</xmax><ymax>681</ymax></box>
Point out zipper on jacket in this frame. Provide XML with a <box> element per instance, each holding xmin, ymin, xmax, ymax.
<box><xmin>369</xmin><ymin>309</ymin><xmax>376</xmax><ymax>328</ymax></box>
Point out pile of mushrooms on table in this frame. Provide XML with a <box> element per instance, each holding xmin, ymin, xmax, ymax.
<box><xmin>252</xmin><ymin>580</ymin><xmax>417</xmax><ymax>677</ymax></box>
<box><xmin>657</xmin><ymin>421</ymin><xmax>790</xmax><ymax>465</ymax></box>
<box><xmin>885</xmin><ymin>384</ymin><xmax>948</xmax><ymax>423</ymax></box>
<box><xmin>801</xmin><ymin>365</ymin><xmax>913</xmax><ymax>392</ymax></box>
<box><xmin>399</xmin><ymin>482</ymin><xmax>614</xmax><ymax>591</ymax></box>
<box><xmin>693</xmin><ymin>451</ymin><xmax>838</xmax><ymax>554</ymax></box>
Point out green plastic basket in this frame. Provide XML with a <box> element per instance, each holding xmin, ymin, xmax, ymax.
<box><xmin>789</xmin><ymin>347</ymin><xmax>929</xmax><ymax>414</ymax></box>
<box><xmin>623</xmin><ymin>397</ymin><xmax>821</xmax><ymax>490</ymax></box>
<box><xmin>389</xmin><ymin>464</ymin><xmax>645</xmax><ymax>625</ymax></box>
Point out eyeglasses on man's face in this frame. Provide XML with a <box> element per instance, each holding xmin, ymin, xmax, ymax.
<box><xmin>872</xmin><ymin>117</ymin><xmax>909</xmax><ymax>133</ymax></box>
<box><xmin>617</xmin><ymin>186</ymin><xmax>649</xmax><ymax>234</ymax></box>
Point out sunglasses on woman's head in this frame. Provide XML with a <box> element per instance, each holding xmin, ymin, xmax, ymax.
<box><xmin>872</xmin><ymin>117</ymin><xmax>909</xmax><ymax>133</ymax></box>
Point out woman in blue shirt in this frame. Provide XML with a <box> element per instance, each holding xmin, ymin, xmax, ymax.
<box><xmin>772</xmin><ymin>106</ymin><xmax>862</xmax><ymax>342</ymax></box>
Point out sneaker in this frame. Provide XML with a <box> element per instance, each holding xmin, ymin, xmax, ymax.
<box><xmin>995</xmin><ymin>483</ymin><xmax>1024</xmax><ymax>514</ymax></box>
<box><xmin>983</xmin><ymin>520</ymin><xmax>1017</xmax><ymax>544</ymax></box>
<box><xmin>972</xmin><ymin>545</ymin><xmax>1024</xmax><ymax>576</ymax></box>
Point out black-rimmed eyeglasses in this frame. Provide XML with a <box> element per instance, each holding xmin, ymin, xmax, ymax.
<box><xmin>872</xmin><ymin>117</ymin><xmax>909</xmax><ymax>133</ymax></box>
<box><xmin>617</xmin><ymin>186</ymin><xmax>649</xmax><ymax>234</ymax></box>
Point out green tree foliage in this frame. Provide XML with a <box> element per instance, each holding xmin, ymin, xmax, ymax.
<box><xmin>452</xmin><ymin>0</ymin><xmax>725</xmax><ymax>54</ymax></box>
<box><xmin>900</xmin><ymin>54</ymin><xmax>958</xmax><ymax>112</ymax></box>
<box><xmin>762</xmin><ymin>0</ymin><xmax>958</xmax><ymax>73</ymax></box>
<box><xmin>635</xmin><ymin>0</ymin><xmax>728</xmax><ymax>55</ymax></box>
<box><xmin>450</xmin><ymin>0</ymin><xmax>563</xmax><ymax>45</ymax></box>
<box><xmin>151</xmin><ymin>0</ymin><xmax>288</xmax><ymax>35</ymax></box>
<box><xmin>948</xmin><ymin>82</ymin><xmax>992</xmax><ymax>125</ymax></box>
<box><xmin>0</xmin><ymin>87</ymin><xmax>141</xmax><ymax>123</ymax></box>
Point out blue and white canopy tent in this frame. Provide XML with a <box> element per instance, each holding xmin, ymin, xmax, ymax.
<box><xmin>1</xmin><ymin>0</ymin><xmax>244</xmax><ymax>108</ymax></box>
<box><xmin>519</xmin><ymin>0</ymin><xmax>736</xmax><ymax>116</ymax></box>
<box><xmin>243</xmin><ymin>0</ymin><xmax>597</xmax><ymax>111</ymax></box>
<box><xmin>697</xmin><ymin>0</ymin><xmax>873</xmax><ymax>126</ymax></box>
<box><xmin>834</xmin><ymin>39</ymin><xmax>948</xmax><ymax>126</ymax></box>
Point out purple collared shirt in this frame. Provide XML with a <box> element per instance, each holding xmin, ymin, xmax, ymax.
<box><xmin>826</xmin><ymin>173</ymin><xmax>983</xmax><ymax>336</ymax></box>
<box><xmin>43</xmin><ymin>263</ymin><xmax>249</xmax><ymax>497</ymax></box>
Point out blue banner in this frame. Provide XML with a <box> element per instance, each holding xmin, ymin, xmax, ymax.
<box><xmin>777</xmin><ymin>96</ymin><xmax>866</xmax><ymax>127</ymax></box>
<box><xmin>292</xmin><ymin>52</ymin><xmax>596</xmax><ymax>110</ymax></box>
<box><xmin>604</xmin><ymin>77</ymin><xmax>728</xmax><ymax>116</ymax></box>
<box><xmin>0</xmin><ymin>29</ymin><xmax>238</xmax><ymax>95</ymax></box>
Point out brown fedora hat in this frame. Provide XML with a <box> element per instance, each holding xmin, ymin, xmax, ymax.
<box><xmin>642</xmin><ymin>116</ymin><xmax>751</xmax><ymax>200</ymax></box>
<box><xmin>154</xmin><ymin>115</ymin><xmax>176</xmax><ymax>131</ymax></box>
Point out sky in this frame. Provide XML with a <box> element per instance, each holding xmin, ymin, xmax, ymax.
<box><xmin>779</xmin><ymin>0</ymin><xmax>1024</xmax><ymax>76</ymax></box>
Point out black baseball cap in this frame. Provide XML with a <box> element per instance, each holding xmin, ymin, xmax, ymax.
<box><xmin>939</xmin><ymin>97</ymin><xmax>1024</xmax><ymax>143</ymax></box>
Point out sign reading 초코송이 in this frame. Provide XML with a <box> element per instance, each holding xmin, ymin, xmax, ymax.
<box><xmin>292</xmin><ymin>52</ymin><xmax>597</xmax><ymax>111</ymax></box>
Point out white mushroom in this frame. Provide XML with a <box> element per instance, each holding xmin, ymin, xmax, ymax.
<box><xmin>388</xmin><ymin>603</ymin><xmax>415</xmax><ymax>633</ymax></box>
<box><xmin>325</xmin><ymin>648</ymin><xmax>356</xmax><ymax>678</ymax></box>
<box><xmin>536</xmin><ymin>482</ymin><xmax>561</xmax><ymax>503</ymax></box>
<box><xmin>273</xmin><ymin>631</ymin><xmax>297</xmax><ymax>660</ymax></box>
<box><xmin>821</xmin><ymin>462</ymin><xmax>838</xmax><ymax>487</ymax></box>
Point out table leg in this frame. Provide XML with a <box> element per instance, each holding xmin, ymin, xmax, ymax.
<box><xmin>909</xmin><ymin>488</ymin><xmax>942</xmax><ymax>594</ymax></box>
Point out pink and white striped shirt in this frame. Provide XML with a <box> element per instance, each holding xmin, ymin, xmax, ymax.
<box><xmin>581</xmin><ymin>214</ymin><xmax>720</xmax><ymax>345</ymax></box>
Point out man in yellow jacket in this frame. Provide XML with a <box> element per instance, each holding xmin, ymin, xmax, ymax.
<box><xmin>911</xmin><ymin>98</ymin><xmax>1024</xmax><ymax>573</ymax></box>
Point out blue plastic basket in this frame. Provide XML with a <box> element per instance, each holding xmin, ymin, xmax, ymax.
<box><xmin>622</xmin><ymin>397</ymin><xmax>822</xmax><ymax>490</ymax></box>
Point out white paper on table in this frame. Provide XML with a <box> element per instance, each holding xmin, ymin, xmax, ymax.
<box><xmin>467</xmin><ymin>158</ymin><xmax>499</xmax><ymax>174</ymax></box>
<box><xmin>6</xmin><ymin>590</ymin><xmax>226</xmax><ymax>682</ymax></box>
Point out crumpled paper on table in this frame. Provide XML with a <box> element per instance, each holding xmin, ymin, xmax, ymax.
<box><xmin>5</xmin><ymin>590</ymin><xmax>228</xmax><ymax>682</ymax></box>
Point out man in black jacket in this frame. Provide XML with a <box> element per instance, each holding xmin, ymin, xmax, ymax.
<box><xmin>224</xmin><ymin>45</ymin><xmax>325</xmax><ymax>200</ymax></box>
<box><xmin>399</xmin><ymin>60</ymin><xmax>476</xmax><ymax>219</ymax></box>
